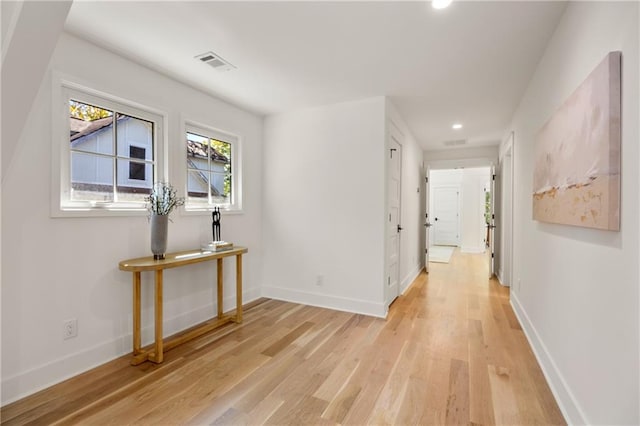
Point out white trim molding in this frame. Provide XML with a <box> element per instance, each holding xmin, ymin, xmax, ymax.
<box><xmin>510</xmin><ymin>293</ymin><xmax>588</xmax><ymax>425</ymax></box>
<box><xmin>261</xmin><ymin>286</ymin><xmax>387</xmax><ymax>319</ymax></box>
<box><xmin>400</xmin><ymin>263</ymin><xmax>424</xmax><ymax>294</ymax></box>
<box><xmin>0</xmin><ymin>287</ymin><xmax>261</xmax><ymax>405</ymax></box>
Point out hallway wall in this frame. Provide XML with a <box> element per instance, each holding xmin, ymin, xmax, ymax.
<box><xmin>1</xmin><ymin>33</ymin><xmax>265</xmax><ymax>404</ymax></box>
<box><xmin>505</xmin><ymin>2</ymin><xmax>639</xmax><ymax>424</ymax></box>
<box><xmin>262</xmin><ymin>97</ymin><xmax>388</xmax><ymax>317</ymax></box>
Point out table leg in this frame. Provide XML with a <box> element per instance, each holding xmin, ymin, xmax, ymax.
<box><xmin>133</xmin><ymin>272</ymin><xmax>141</xmax><ymax>355</ymax></box>
<box><xmin>154</xmin><ymin>269</ymin><xmax>164</xmax><ymax>363</ymax></box>
<box><xmin>217</xmin><ymin>258</ymin><xmax>223</xmax><ymax>319</ymax></box>
<box><xmin>235</xmin><ymin>254</ymin><xmax>243</xmax><ymax>323</ymax></box>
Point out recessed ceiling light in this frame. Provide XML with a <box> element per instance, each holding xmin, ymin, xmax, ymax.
<box><xmin>452</xmin><ymin>123</ymin><xmax>463</xmax><ymax>129</ymax></box>
<box><xmin>432</xmin><ymin>0</ymin><xmax>453</xmax><ymax>10</ymax></box>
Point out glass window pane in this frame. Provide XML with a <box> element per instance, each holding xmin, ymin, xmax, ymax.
<box><xmin>69</xmin><ymin>100</ymin><xmax>114</xmax><ymax>155</ymax></box>
<box><xmin>129</xmin><ymin>161</ymin><xmax>145</xmax><ymax>181</ymax></box>
<box><xmin>127</xmin><ymin>146</ymin><xmax>147</xmax><ymax>181</ymax></box>
<box><xmin>210</xmin><ymin>139</ymin><xmax>231</xmax><ymax>168</ymax></box>
<box><xmin>70</xmin><ymin>152</ymin><xmax>114</xmax><ymax>202</ymax></box>
<box><xmin>186</xmin><ymin>129</ymin><xmax>232</xmax><ymax>208</ymax></box>
<box><xmin>117</xmin><ymin>157</ymin><xmax>152</xmax><ymax>183</ymax></box>
<box><xmin>116</xmin><ymin>159</ymin><xmax>152</xmax><ymax>202</ymax></box>
<box><xmin>187</xmin><ymin>169</ymin><xmax>210</xmax><ymax>202</ymax></box>
<box><xmin>187</xmin><ymin>132</ymin><xmax>210</xmax><ymax>146</ymax></box>
<box><xmin>117</xmin><ymin>190</ymin><xmax>151</xmax><ymax>203</ymax></box>
<box><xmin>210</xmin><ymin>140</ymin><xmax>231</xmax><ymax>205</ymax></box>
<box><xmin>187</xmin><ymin>132</ymin><xmax>210</xmax><ymax>172</ymax></box>
<box><xmin>117</xmin><ymin>114</ymin><xmax>153</xmax><ymax>160</ymax></box>
<box><xmin>130</xmin><ymin>146</ymin><xmax>145</xmax><ymax>160</ymax></box>
<box><xmin>211</xmin><ymin>172</ymin><xmax>231</xmax><ymax>205</ymax></box>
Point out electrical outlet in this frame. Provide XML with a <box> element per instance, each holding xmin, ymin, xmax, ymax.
<box><xmin>315</xmin><ymin>275</ymin><xmax>324</xmax><ymax>286</ymax></box>
<box><xmin>63</xmin><ymin>318</ymin><xmax>77</xmax><ymax>340</ymax></box>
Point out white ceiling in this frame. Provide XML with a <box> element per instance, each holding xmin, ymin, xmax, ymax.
<box><xmin>64</xmin><ymin>1</ymin><xmax>566</xmax><ymax>151</ymax></box>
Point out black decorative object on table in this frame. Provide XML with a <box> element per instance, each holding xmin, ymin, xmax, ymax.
<box><xmin>212</xmin><ymin>207</ymin><xmax>221</xmax><ymax>242</ymax></box>
<box><xmin>202</xmin><ymin>207</ymin><xmax>232</xmax><ymax>252</ymax></box>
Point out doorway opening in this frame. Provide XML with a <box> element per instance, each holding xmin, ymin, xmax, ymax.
<box><xmin>426</xmin><ymin>167</ymin><xmax>492</xmax><ymax>267</ymax></box>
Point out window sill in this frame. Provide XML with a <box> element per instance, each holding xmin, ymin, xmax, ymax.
<box><xmin>181</xmin><ymin>206</ymin><xmax>244</xmax><ymax>216</ymax></box>
<box><xmin>51</xmin><ymin>206</ymin><xmax>149</xmax><ymax>218</ymax></box>
<box><xmin>51</xmin><ymin>205</ymin><xmax>244</xmax><ymax>218</ymax></box>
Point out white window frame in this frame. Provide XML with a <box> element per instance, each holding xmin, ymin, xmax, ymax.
<box><xmin>51</xmin><ymin>75</ymin><xmax>167</xmax><ymax>217</ymax></box>
<box><xmin>182</xmin><ymin>120</ymin><xmax>242</xmax><ymax>214</ymax></box>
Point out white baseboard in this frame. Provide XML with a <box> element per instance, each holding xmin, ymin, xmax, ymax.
<box><xmin>461</xmin><ymin>245</ymin><xmax>485</xmax><ymax>254</ymax></box>
<box><xmin>496</xmin><ymin>270</ymin><xmax>509</xmax><ymax>287</ymax></box>
<box><xmin>261</xmin><ymin>285</ymin><xmax>387</xmax><ymax>319</ymax></box>
<box><xmin>400</xmin><ymin>263</ymin><xmax>424</xmax><ymax>295</ymax></box>
<box><xmin>510</xmin><ymin>293</ymin><xmax>587</xmax><ymax>425</ymax></box>
<box><xmin>1</xmin><ymin>287</ymin><xmax>261</xmax><ymax>406</ymax></box>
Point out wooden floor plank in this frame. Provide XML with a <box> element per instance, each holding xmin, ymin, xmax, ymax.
<box><xmin>488</xmin><ymin>364</ymin><xmax>521</xmax><ymax>425</ymax></box>
<box><xmin>445</xmin><ymin>358</ymin><xmax>470</xmax><ymax>425</ymax></box>
<box><xmin>1</xmin><ymin>250</ymin><xmax>566</xmax><ymax>426</ymax></box>
<box><xmin>321</xmin><ymin>382</ymin><xmax>362</xmax><ymax>424</ymax></box>
<box><xmin>468</xmin><ymin>319</ymin><xmax>497</xmax><ymax>426</ymax></box>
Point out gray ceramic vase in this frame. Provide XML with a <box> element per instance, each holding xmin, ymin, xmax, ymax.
<box><xmin>150</xmin><ymin>214</ymin><xmax>169</xmax><ymax>260</ymax></box>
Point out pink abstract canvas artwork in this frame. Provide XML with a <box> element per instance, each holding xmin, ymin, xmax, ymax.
<box><xmin>533</xmin><ymin>51</ymin><xmax>621</xmax><ymax>231</ymax></box>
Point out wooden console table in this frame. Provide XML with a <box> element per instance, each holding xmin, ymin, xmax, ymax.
<box><xmin>119</xmin><ymin>247</ymin><xmax>247</xmax><ymax>365</ymax></box>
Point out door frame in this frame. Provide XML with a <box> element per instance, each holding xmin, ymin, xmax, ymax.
<box><xmin>424</xmin><ymin>166</ymin><xmax>431</xmax><ymax>272</ymax></box>
<box><xmin>490</xmin><ymin>163</ymin><xmax>497</xmax><ymax>278</ymax></box>
<box><xmin>498</xmin><ymin>132</ymin><xmax>515</xmax><ymax>287</ymax></box>
<box><xmin>424</xmin><ymin>157</ymin><xmax>497</xmax><ymax>269</ymax></box>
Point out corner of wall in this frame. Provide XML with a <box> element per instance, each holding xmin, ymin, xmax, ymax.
<box><xmin>400</xmin><ymin>263</ymin><xmax>424</xmax><ymax>295</ymax></box>
<box><xmin>260</xmin><ymin>285</ymin><xmax>387</xmax><ymax>318</ymax></box>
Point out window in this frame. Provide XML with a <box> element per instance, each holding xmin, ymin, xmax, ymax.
<box><xmin>129</xmin><ymin>146</ymin><xmax>146</xmax><ymax>180</ymax></box>
<box><xmin>54</xmin><ymin>81</ymin><xmax>165</xmax><ymax>215</ymax></box>
<box><xmin>185</xmin><ymin>123</ymin><xmax>240</xmax><ymax>211</ymax></box>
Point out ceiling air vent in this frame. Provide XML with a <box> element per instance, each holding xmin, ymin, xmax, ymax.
<box><xmin>195</xmin><ymin>51</ymin><xmax>235</xmax><ymax>72</ymax></box>
<box><xmin>443</xmin><ymin>139</ymin><xmax>467</xmax><ymax>147</ymax></box>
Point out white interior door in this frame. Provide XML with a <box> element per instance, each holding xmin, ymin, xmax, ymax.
<box><xmin>386</xmin><ymin>133</ymin><xmax>402</xmax><ymax>307</ymax></box>
<box><xmin>433</xmin><ymin>186</ymin><xmax>460</xmax><ymax>246</ymax></box>
<box><xmin>424</xmin><ymin>167</ymin><xmax>431</xmax><ymax>272</ymax></box>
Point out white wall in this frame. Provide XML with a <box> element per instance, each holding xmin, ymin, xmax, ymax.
<box><xmin>386</xmin><ymin>100</ymin><xmax>425</xmax><ymax>294</ymax></box>
<box><xmin>460</xmin><ymin>167</ymin><xmax>490</xmax><ymax>253</ymax></box>
<box><xmin>1</xmin><ymin>1</ymin><xmax>71</xmax><ymax>180</ymax></box>
<box><xmin>505</xmin><ymin>2</ymin><xmax>639</xmax><ymax>424</ymax></box>
<box><xmin>1</xmin><ymin>0</ymin><xmax>23</xmax><ymax>57</ymax></box>
<box><xmin>262</xmin><ymin>97</ymin><xmax>387</xmax><ymax>317</ymax></box>
<box><xmin>1</xmin><ymin>33</ymin><xmax>264</xmax><ymax>404</ymax></box>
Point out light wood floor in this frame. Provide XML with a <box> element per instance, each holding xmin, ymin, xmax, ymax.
<box><xmin>1</xmin><ymin>250</ymin><xmax>565</xmax><ymax>425</ymax></box>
